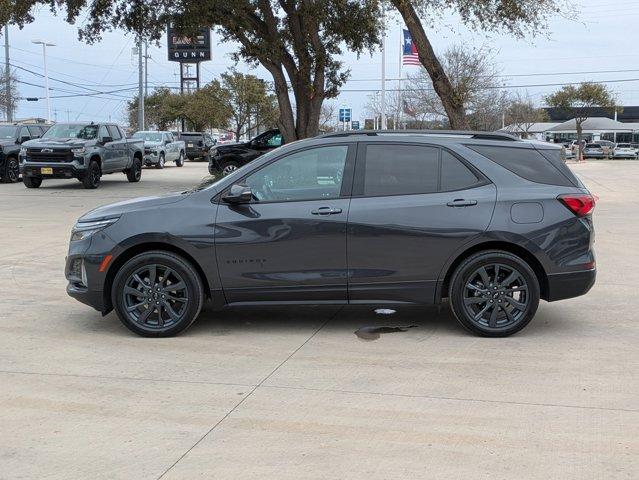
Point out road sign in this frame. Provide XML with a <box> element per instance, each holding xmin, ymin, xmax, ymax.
<box><xmin>339</xmin><ymin>108</ymin><xmax>352</xmax><ymax>123</ymax></box>
<box><xmin>167</xmin><ymin>24</ymin><xmax>212</xmax><ymax>62</ymax></box>
<box><xmin>351</xmin><ymin>121</ymin><xmax>360</xmax><ymax>130</ymax></box>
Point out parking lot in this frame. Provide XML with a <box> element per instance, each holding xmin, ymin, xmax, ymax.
<box><xmin>0</xmin><ymin>160</ymin><xmax>637</xmax><ymax>479</ymax></box>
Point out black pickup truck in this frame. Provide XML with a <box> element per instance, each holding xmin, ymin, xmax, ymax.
<box><xmin>0</xmin><ymin>123</ymin><xmax>48</xmax><ymax>183</ymax></box>
<box><xmin>20</xmin><ymin>123</ymin><xmax>144</xmax><ymax>189</ymax></box>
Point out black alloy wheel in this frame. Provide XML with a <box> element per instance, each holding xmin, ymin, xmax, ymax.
<box><xmin>82</xmin><ymin>160</ymin><xmax>101</xmax><ymax>189</ymax></box>
<box><xmin>449</xmin><ymin>250</ymin><xmax>539</xmax><ymax>337</ymax></box>
<box><xmin>176</xmin><ymin>152</ymin><xmax>184</xmax><ymax>167</ymax></box>
<box><xmin>112</xmin><ymin>251</ymin><xmax>204</xmax><ymax>336</ymax></box>
<box><xmin>126</xmin><ymin>158</ymin><xmax>142</xmax><ymax>182</ymax></box>
<box><xmin>2</xmin><ymin>157</ymin><xmax>20</xmax><ymax>183</ymax></box>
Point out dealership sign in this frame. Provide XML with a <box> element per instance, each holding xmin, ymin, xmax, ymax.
<box><xmin>167</xmin><ymin>25</ymin><xmax>212</xmax><ymax>62</ymax></box>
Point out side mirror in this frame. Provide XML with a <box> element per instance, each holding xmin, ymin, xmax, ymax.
<box><xmin>222</xmin><ymin>184</ymin><xmax>253</xmax><ymax>204</ymax></box>
<box><xmin>19</xmin><ymin>136</ymin><xmax>31</xmax><ymax>144</ymax></box>
<box><xmin>165</xmin><ymin>139</ymin><xmax>171</xmax><ymax>145</ymax></box>
<box><xmin>101</xmin><ymin>136</ymin><xmax>113</xmax><ymax>144</ymax></box>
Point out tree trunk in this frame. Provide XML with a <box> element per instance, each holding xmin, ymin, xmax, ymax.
<box><xmin>390</xmin><ymin>0</ymin><xmax>469</xmax><ymax>129</ymax></box>
<box><xmin>576</xmin><ymin>121</ymin><xmax>584</xmax><ymax>162</ymax></box>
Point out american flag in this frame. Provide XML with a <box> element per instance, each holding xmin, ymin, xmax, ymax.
<box><xmin>402</xmin><ymin>29</ymin><xmax>420</xmax><ymax>66</ymax></box>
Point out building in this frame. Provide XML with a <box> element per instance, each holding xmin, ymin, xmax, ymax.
<box><xmin>545</xmin><ymin>106</ymin><xmax>639</xmax><ymax>123</ymax></box>
<box><xmin>545</xmin><ymin>117</ymin><xmax>639</xmax><ymax>143</ymax></box>
<box><xmin>499</xmin><ymin>122</ymin><xmax>561</xmax><ymax>140</ymax></box>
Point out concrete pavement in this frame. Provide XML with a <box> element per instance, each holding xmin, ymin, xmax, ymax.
<box><xmin>0</xmin><ymin>161</ymin><xmax>637</xmax><ymax>479</ymax></box>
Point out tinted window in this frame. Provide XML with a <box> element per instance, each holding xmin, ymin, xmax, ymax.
<box><xmin>18</xmin><ymin>126</ymin><xmax>29</xmax><ymax>139</ymax></box>
<box><xmin>585</xmin><ymin>144</ymin><xmax>601</xmax><ymax>149</ymax></box>
<box><xmin>244</xmin><ymin>145</ymin><xmax>348</xmax><ymax>202</ymax></box>
<box><xmin>441</xmin><ymin>150</ymin><xmax>480</xmax><ymax>191</ymax></box>
<box><xmin>107</xmin><ymin>125</ymin><xmax>122</xmax><ymax>140</ymax></box>
<box><xmin>468</xmin><ymin>145</ymin><xmax>574</xmax><ymax>187</ymax></box>
<box><xmin>363</xmin><ymin>144</ymin><xmax>438</xmax><ymax>196</ymax></box>
<box><xmin>27</xmin><ymin>126</ymin><xmax>42</xmax><ymax>138</ymax></box>
<box><xmin>537</xmin><ymin>148</ymin><xmax>582</xmax><ymax>188</ymax></box>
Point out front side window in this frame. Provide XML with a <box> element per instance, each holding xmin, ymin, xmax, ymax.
<box><xmin>266</xmin><ymin>133</ymin><xmax>283</xmax><ymax>147</ymax></box>
<box><xmin>363</xmin><ymin>144</ymin><xmax>439</xmax><ymax>196</ymax></box>
<box><xmin>244</xmin><ymin>145</ymin><xmax>348</xmax><ymax>202</ymax></box>
<box><xmin>108</xmin><ymin>126</ymin><xmax>122</xmax><ymax>140</ymax></box>
<box><xmin>98</xmin><ymin>125</ymin><xmax>110</xmax><ymax>140</ymax></box>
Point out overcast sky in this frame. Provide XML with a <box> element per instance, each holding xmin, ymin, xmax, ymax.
<box><xmin>4</xmin><ymin>0</ymin><xmax>638</xmax><ymax>126</ymax></box>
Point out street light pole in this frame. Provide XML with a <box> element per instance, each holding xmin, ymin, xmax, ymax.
<box><xmin>32</xmin><ymin>40</ymin><xmax>55</xmax><ymax>123</ymax></box>
<box><xmin>4</xmin><ymin>25</ymin><xmax>12</xmax><ymax>122</ymax></box>
<box><xmin>137</xmin><ymin>36</ymin><xmax>144</xmax><ymax>130</ymax></box>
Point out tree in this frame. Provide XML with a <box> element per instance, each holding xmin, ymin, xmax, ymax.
<box><xmin>504</xmin><ymin>94</ymin><xmax>549</xmax><ymax>138</ymax></box>
<box><xmin>221</xmin><ymin>70</ymin><xmax>278</xmax><ymax>141</ymax></box>
<box><xmin>2</xmin><ymin>1</ymin><xmax>383</xmax><ymax>142</ymax></box>
<box><xmin>319</xmin><ymin>102</ymin><xmax>339</xmax><ymax>132</ymax></box>
<box><xmin>388</xmin><ymin>0</ymin><xmax>573</xmax><ymax>129</ymax></box>
<box><xmin>405</xmin><ymin>45</ymin><xmax>509</xmax><ymax>131</ymax></box>
<box><xmin>545</xmin><ymin>82</ymin><xmax>616</xmax><ymax>160</ymax></box>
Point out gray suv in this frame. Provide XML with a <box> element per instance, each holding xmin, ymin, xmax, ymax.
<box><xmin>66</xmin><ymin>131</ymin><xmax>596</xmax><ymax>337</ymax></box>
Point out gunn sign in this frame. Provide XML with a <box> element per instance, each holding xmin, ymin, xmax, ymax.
<box><xmin>167</xmin><ymin>25</ymin><xmax>212</xmax><ymax>62</ymax></box>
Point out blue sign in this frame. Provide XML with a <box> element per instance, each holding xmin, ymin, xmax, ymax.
<box><xmin>351</xmin><ymin>121</ymin><xmax>360</xmax><ymax>130</ymax></box>
<box><xmin>339</xmin><ymin>108</ymin><xmax>352</xmax><ymax>122</ymax></box>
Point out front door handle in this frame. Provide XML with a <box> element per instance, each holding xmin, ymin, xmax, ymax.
<box><xmin>311</xmin><ymin>207</ymin><xmax>343</xmax><ymax>215</ymax></box>
<box><xmin>446</xmin><ymin>199</ymin><xmax>478</xmax><ymax>207</ymax></box>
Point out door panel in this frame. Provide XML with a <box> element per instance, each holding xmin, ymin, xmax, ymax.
<box><xmin>214</xmin><ymin>143</ymin><xmax>355</xmax><ymax>304</ymax></box>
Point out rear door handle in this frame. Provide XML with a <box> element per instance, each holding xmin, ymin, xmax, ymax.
<box><xmin>311</xmin><ymin>207</ymin><xmax>343</xmax><ymax>215</ymax></box>
<box><xmin>446</xmin><ymin>199</ymin><xmax>478</xmax><ymax>207</ymax></box>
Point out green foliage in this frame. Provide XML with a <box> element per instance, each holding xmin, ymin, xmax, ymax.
<box><xmin>545</xmin><ymin>83</ymin><xmax>616</xmax><ymax>123</ymax></box>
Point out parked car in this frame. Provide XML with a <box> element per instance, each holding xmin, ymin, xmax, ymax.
<box><xmin>583</xmin><ymin>143</ymin><xmax>605</xmax><ymax>159</ymax></box>
<box><xmin>208</xmin><ymin>129</ymin><xmax>284</xmax><ymax>175</ymax></box>
<box><xmin>66</xmin><ymin>130</ymin><xmax>596</xmax><ymax>338</ymax></box>
<box><xmin>597</xmin><ymin>139</ymin><xmax>614</xmax><ymax>158</ymax></box>
<box><xmin>0</xmin><ymin>123</ymin><xmax>48</xmax><ymax>183</ymax></box>
<box><xmin>20</xmin><ymin>123</ymin><xmax>144</xmax><ymax>189</ymax></box>
<box><xmin>178</xmin><ymin>132</ymin><xmax>216</xmax><ymax>161</ymax></box>
<box><xmin>611</xmin><ymin>143</ymin><xmax>637</xmax><ymax>159</ymax></box>
<box><xmin>132</xmin><ymin>131</ymin><xmax>186</xmax><ymax>168</ymax></box>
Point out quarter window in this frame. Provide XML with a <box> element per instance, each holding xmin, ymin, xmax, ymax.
<box><xmin>440</xmin><ymin>150</ymin><xmax>480</xmax><ymax>191</ymax></box>
<box><xmin>244</xmin><ymin>145</ymin><xmax>348</xmax><ymax>202</ymax></box>
<box><xmin>363</xmin><ymin>144</ymin><xmax>439</xmax><ymax>196</ymax></box>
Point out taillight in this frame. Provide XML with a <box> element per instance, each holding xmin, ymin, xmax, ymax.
<box><xmin>557</xmin><ymin>193</ymin><xmax>596</xmax><ymax>217</ymax></box>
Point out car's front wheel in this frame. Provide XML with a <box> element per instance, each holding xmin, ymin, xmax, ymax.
<box><xmin>112</xmin><ymin>251</ymin><xmax>204</xmax><ymax>337</ymax></box>
<box><xmin>1</xmin><ymin>156</ymin><xmax>20</xmax><ymax>183</ymax></box>
<box><xmin>449</xmin><ymin>250</ymin><xmax>540</xmax><ymax>337</ymax></box>
<box><xmin>23</xmin><ymin>175</ymin><xmax>42</xmax><ymax>188</ymax></box>
<box><xmin>220</xmin><ymin>161</ymin><xmax>239</xmax><ymax>176</ymax></box>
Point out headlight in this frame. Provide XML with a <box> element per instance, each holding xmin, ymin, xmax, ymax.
<box><xmin>19</xmin><ymin>147</ymin><xmax>27</xmax><ymax>155</ymax></box>
<box><xmin>71</xmin><ymin>217</ymin><xmax>119</xmax><ymax>241</ymax></box>
<box><xmin>209</xmin><ymin>147</ymin><xmax>217</xmax><ymax>157</ymax></box>
<box><xmin>71</xmin><ymin>147</ymin><xmax>86</xmax><ymax>156</ymax></box>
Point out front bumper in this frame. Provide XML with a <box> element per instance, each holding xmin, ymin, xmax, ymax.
<box><xmin>21</xmin><ymin>159</ymin><xmax>87</xmax><ymax>179</ymax></box>
<box><xmin>546</xmin><ymin>268</ymin><xmax>596</xmax><ymax>302</ymax></box>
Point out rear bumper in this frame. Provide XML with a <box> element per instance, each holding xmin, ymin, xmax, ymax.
<box><xmin>546</xmin><ymin>268</ymin><xmax>596</xmax><ymax>302</ymax></box>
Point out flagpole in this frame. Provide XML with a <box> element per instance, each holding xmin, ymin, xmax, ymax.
<box><xmin>380</xmin><ymin>9</ymin><xmax>387</xmax><ymax>130</ymax></box>
<box><xmin>398</xmin><ymin>26</ymin><xmax>403</xmax><ymax>130</ymax></box>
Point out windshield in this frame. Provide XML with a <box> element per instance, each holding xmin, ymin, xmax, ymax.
<box><xmin>42</xmin><ymin>124</ymin><xmax>99</xmax><ymax>140</ymax></box>
<box><xmin>585</xmin><ymin>144</ymin><xmax>601</xmax><ymax>148</ymax></box>
<box><xmin>133</xmin><ymin>131</ymin><xmax>163</xmax><ymax>142</ymax></box>
<box><xmin>0</xmin><ymin>125</ymin><xmax>18</xmax><ymax>139</ymax></box>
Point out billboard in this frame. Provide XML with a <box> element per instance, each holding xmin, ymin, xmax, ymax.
<box><xmin>167</xmin><ymin>25</ymin><xmax>212</xmax><ymax>62</ymax></box>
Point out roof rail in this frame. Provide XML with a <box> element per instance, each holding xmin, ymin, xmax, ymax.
<box><xmin>318</xmin><ymin>129</ymin><xmax>519</xmax><ymax>142</ymax></box>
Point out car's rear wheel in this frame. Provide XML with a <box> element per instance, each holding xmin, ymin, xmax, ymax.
<box><xmin>126</xmin><ymin>157</ymin><xmax>142</xmax><ymax>182</ymax></box>
<box><xmin>1</xmin><ymin>156</ymin><xmax>20</xmax><ymax>183</ymax></box>
<box><xmin>82</xmin><ymin>160</ymin><xmax>101</xmax><ymax>189</ymax></box>
<box><xmin>449</xmin><ymin>250</ymin><xmax>540</xmax><ymax>337</ymax></box>
<box><xmin>112</xmin><ymin>251</ymin><xmax>204</xmax><ymax>337</ymax></box>
<box><xmin>176</xmin><ymin>152</ymin><xmax>184</xmax><ymax>167</ymax></box>
<box><xmin>23</xmin><ymin>175</ymin><xmax>42</xmax><ymax>188</ymax></box>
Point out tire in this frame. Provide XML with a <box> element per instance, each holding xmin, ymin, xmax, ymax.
<box><xmin>126</xmin><ymin>157</ymin><xmax>142</xmax><ymax>182</ymax></box>
<box><xmin>155</xmin><ymin>153</ymin><xmax>165</xmax><ymax>169</ymax></box>
<box><xmin>1</xmin><ymin>156</ymin><xmax>20</xmax><ymax>183</ymax></box>
<box><xmin>220</xmin><ymin>161</ymin><xmax>239</xmax><ymax>176</ymax></box>
<box><xmin>175</xmin><ymin>152</ymin><xmax>184</xmax><ymax>167</ymax></box>
<box><xmin>82</xmin><ymin>160</ymin><xmax>101</xmax><ymax>189</ymax></box>
<box><xmin>111</xmin><ymin>251</ymin><xmax>204</xmax><ymax>337</ymax></box>
<box><xmin>23</xmin><ymin>176</ymin><xmax>42</xmax><ymax>188</ymax></box>
<box><xmin>448</xmin><ymin>250</ymin><xmax>540</xmax><ymax>337</ymax></box>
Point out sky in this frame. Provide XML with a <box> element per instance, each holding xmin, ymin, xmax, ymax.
<box><xmin>3</xmin><ymin>0</ymin><xmax>639</xmax><ymax>127</ymax></box>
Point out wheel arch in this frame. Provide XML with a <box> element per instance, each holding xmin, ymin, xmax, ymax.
<box><xmin>103</xmin><ymin>242</ymin><xmax>212</xmax><ymax>313</ymax></box>
<box><xmin>89</xmin><ymin>153</ymin><xmax>102</xmax><ymax>167</ymax></box>
<box><xmin>438</xmin><ymin>241</ymin><xmax>549</xmax><ymax>302</ymax></box>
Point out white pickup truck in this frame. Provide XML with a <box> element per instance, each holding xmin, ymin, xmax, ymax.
<box><xmin>133</xmin><ymin>131</ymin><xmax>186</xmax><ymax>169</ymax></box>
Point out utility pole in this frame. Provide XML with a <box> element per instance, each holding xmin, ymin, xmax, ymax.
<box><xmin>144</xmin><ymin>40</ymin><xmax>149</xmax><ymax>98</ymax></box>
<box><xmin>4</xmin><ymin>25</ymin><xmax>12</xmax><ymax>122</ymax></box>
<box><xmin>380</xmin><ymin>10</ymin><xmax>387</xmax><ymax>130</ymax></box>
<box><xmin>32</xmin><ymin>40</ymin><xmax>54</xmax><ymax>123</ymax></box>
<box><xmin>137</xmin><ymin>36</ymin><xmax>144</xmax><ymax>130</ymax></box>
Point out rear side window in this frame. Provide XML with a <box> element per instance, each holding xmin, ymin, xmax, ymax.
<box><xmin>467</xmin><ymin>145</ymin><xmax>574</xmax><ymax>187</ymax></box>
<box><xmin>363</xmin><ymin>144</ymin><xmax>439</xmax><ymax>196</ymax></box>
<box><xmin>441</xmin><ymin>150</ymin><xmax>481</xmax><ymax>191</ymax></box>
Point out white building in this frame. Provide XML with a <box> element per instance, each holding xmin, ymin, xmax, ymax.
<box><xmin>499</xmin><ymin>122</ymin><xmax>561</xmax><ymax>141</ymax></box>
